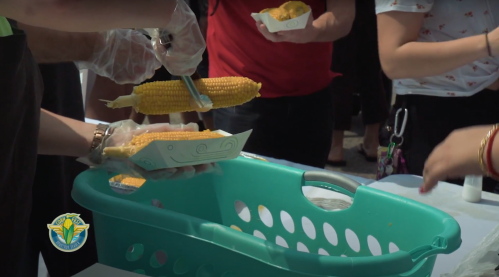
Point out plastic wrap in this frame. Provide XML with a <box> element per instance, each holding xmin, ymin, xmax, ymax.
<box><xmin>146</xmin><ymin>0</ymin><xmax>206</xmax><ymax>76</ymax></box>
<box><xmin>76</xmin><ymin>29</ymin><xmax>161</xmax><ymax>84</ymax></box>
<box><xmin>441</xmin><ymin>224</ymin><xmax>499</xmax><ymax>277</ymax></box>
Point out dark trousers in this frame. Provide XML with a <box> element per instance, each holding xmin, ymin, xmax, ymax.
<box><xmin>213</xmin><ymin>85</ymin><xmax>334</xmax><ymax>168</ymax></box>
<box><xmin>401</xmin><ymin>89</ymin><xmax>499</xmax><ymax>193</ymax></box>
<box><xmin>19</xmin><ymin>63</ymin><xmax>98</xmax><ymax>277</ymax></box>
<box><xmin>331</xmin><ymin>0</ymin><xmax>390</xmax><ymax>130</ymax></box>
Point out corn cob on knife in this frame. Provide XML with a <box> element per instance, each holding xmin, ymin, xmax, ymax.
<box><xmin>155</xmin><ymin>30</ymin><xmax>213</xmax><ymax>110</ymax></box>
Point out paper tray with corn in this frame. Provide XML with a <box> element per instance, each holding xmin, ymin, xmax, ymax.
<box><xmin>103</xmin><ymin>129</ymin><xmax>252</xmax><ymax>171</ymax></box>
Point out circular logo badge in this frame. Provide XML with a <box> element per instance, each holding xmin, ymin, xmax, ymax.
<box><xmin>47</xmin><ymin>213</ymin><xmax>90</xmax><ymax>252</ymax></box>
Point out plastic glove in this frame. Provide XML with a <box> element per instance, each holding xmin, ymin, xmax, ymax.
<box><xmin>145</xmin><ymin>0</ymin><xmax>206</xmax><ymax>76</ymax></box>
<box><xmin>76</xmin><ymin>29</ymin><xmax>162</xmax><ymax>85</ymax></box>
<box><xmin>80</xmin><ymin>120</ymin><xmax>220</xmax><ymax>180</ymax></box>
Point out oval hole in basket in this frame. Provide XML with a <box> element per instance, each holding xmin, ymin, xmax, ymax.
<box><xmin>134</xmin><ymin>269</ymin><xmax>146</xmax><ymax>274</ymax></box>
<box><xmin>253</xmin><ymin>230</ymin><xmax>267</xmax><ymax>240</ymax></box>
<box><xmin>297</xmin><ymin>242</ymin><xmax>309</xmax><ymax>253</ymax></box>
<box><xmin>126</xmin><ymin>243</ymin><xmax>144</xmax><ymax>262</ymax></box>
<box><xmin>234</xmin><ymin>200</ymin><xmax>251</xmax><ymax>222</ymax></box>
<box><xmin>150</xmin><ymin>250</ymin><xmax>168</xmax><ymax>268</ymax></box>
<box><xmin>323</xmin><ymin>222</ymin><xmax>338</xmax><ymax>246</ymax></box>
<box><xmin>345</xmin><ymin>229</ymin><xmax>361</xmax><ymax>252</ymax></box>
<box><xmin>367</xmin><ymin>235</ymin><xmax>382</xmax><ymax>256</ymax></box>
<box><xmin>196</xmin><ymin>264</ymin><xmax>215</xmax><ymax>277</ymax></box>
<box><xmin>318</xmin><ymin>248</ymin><xmax>329</xmax><ymax>256</ymax></box>
<box><xmin>276</xmin><ymin>236</ymin><xmax>289</xmax><ymax>248</ymax></box>
<box><xmin>389</xmin><ymin>242</ymin><xmax>400</xmax><ymax>253</ymax></box>
<box><xmin>258</xmin><ymin>205</ymin><xmax>273</xmax><ymax>227</ymax></box>
<box><xmin>280</xmin><ymin>211</ymin><xmax>295</xmax><ymax>233</ymax></box>
<box><xmin>173</xmin><ymin>257</ymin><xmax>190</xmax><ymax>275</ymax></box>
<box><xmin>302</xmin><ymin>216</ymin><xmax>316</xmax><ymax>240</ymax></box>
<box><xmin>341</xmin><ymin>254</ymin><xmax>347</xmax><ymax>257</ymax></box>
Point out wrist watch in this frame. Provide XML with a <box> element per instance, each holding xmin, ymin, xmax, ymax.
<box><xmin>89</xmin><ymin>123</ymin><xmax>114</xmax><ymax>164</ymax></box>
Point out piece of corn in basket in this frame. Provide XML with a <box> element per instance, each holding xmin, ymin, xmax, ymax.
<box><xmin>103</xmin><ymin>130</ymin><xmax>225</xmax><ymax>158</ymax></box>
<box><xmin>102</xmin><ymin>77</ymin><xmax>262</xmax><ymax>115</ymax></box>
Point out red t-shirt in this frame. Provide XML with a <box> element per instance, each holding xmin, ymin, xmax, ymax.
<box><xmin>207</xmin><ymin>0</ymin><xmax>340</xmax><ymax>98</ymax></box>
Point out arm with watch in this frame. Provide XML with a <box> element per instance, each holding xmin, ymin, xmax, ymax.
<box><xmin>38</xmin><ymin>109</ymin><xmax>216</xmax><ymax>179</ymax></box>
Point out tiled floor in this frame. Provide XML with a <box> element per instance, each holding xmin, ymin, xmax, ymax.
<box><xmin>325</xmin><ymin>115</ymin><xmax>378</xmax><ymax>180</ymax></box>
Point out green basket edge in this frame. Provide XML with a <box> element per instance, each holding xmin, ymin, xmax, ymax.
<box><xmin>71</xmin><ymin>157</ymin><xmax>461</xmax><ymax>277</ymax></box>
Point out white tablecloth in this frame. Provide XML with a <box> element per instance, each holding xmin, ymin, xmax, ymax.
<box><xmin>369</xmin><ymin>174</ymin><xmax>499</xmax><ymax>277</ymax></box>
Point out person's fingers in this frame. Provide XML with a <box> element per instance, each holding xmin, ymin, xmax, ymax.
<box><xmin>421</xmin><ymin>163</ymin><xmax>447</xmax><ymax>193</ymax></box>
<box><xmin>167</xmin><ymin>166</ymin><xmax>196</xmax><ymax>180</ymax></box>
<box><xmin>257</xmin><ymin>22</ymin><xmax>282</xmax><ymax>42</ymax></box>
<box><xmin>146</xmin><ymin>167</ymin><xmax>177</xmax><ymax>181</ymax></box>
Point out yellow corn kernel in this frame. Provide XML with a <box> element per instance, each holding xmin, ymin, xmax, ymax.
<box><xmin>103</xmin><ymin>130</ymin><xmax>225</xmax><ymax>158</ymax></box>
<box><xmin>102</xmin><ymin>77</ymin><xmax>262</xmax><ymax>115</ymax></box>
<box><xmin>120</xmin><ymin>177</ymin><xmax>146</xmax><ymax>188</ymax></box>
<box><xmin>280</xmin><ymin>1</ymin><xmax>310</xmax><ymax>18</ymax></box>
<box><xmin>260</xmin><ymin>7</ymin><xmax>290</xmax><ymax>21</ymax></box>
<box><xmin>63</xmin><ymin>218</ymin><xmax>73</xmax><ymax>230</ymax></box>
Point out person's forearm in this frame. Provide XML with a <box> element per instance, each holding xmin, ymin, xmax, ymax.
<box><xmin>3</xmin><ymin>0</ymin><xmax>176</xmax><ymax>32</ymax></box>
<box><xmin>38</xmin><ymin>109</ymin><xmax>95</xmax><ymax>157</ymax></box>
<box><xmin>311</xmin><ymin>0</ymin><xmax>355</xmax><ymax>42</ymax></box>
<box><xmin>17</xmin><ymin>23</ymin><xmax>99</xmax><ymax>63</ymax></box>
<box><xmin>382</xmin><ymin>34</ymin><xmax>489</xmax><ymax>80</ymax></box>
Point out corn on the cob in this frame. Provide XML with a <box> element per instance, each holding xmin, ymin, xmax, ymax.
<box><xmin>260</xmin><ymin>7</ymin><xmax>290</xmax><ymax>21</ymax></box>
<box><xmin>103</xmin><ymin>130</ymin><xmax>225</xmax><ymax>158</ymax></box>
<box><xmin>63</xmin><ymin>218</ymin><xmax>73</xmax><ymax>230</ymax></box>
<box><xmin>280</xmin><ymin>1</ymin><xmax>310</xmax><ymax>18</ymax></box>
<box><xmin>102</xmin><ymin>77</ymin><xmax>262</xmax><ymax>115</ymax></box>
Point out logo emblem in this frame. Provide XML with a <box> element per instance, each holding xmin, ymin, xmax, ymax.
<box><xmin>47</xmin><ymin>213</ymin><xmax>90</xmax><ymax>252</ymax></box>
<box><xmin>286</xmin><ymin>20</ymin><xmax>299</xmax><ymax>28</ymax></box>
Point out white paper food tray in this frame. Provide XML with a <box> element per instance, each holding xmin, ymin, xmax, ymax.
<box><xmin>128</xmin><ymin>130</ymin><xmax>252</xmax><ymax>170</ymax></box>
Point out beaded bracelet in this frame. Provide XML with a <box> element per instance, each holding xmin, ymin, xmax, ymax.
<box><xmin>479</xmin><ymin>124</ymin><xmax>499</xmax><ymax>177</ymax></box>
<box><xmin>486</xmin><ymin>124</ymin><xmax>499</xmax><ymax>180</ymax></box>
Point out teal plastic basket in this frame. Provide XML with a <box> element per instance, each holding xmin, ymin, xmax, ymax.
<box><xmin>72</xmin><ymin>157</ymin><xmax>461</xmax><ymax>277</ymax></box>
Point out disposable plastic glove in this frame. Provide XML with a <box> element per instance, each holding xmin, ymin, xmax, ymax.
<box><xmin>76</xmin><ymin>29</ymin><xmax>162</xmax><ymax>84</ymax></box>
<box><xmin>145</xmin><ymin>0</ymin><xmax>206</xmax><ymax>76</ymax></box>
<box><xmin>80</xmin><ymin>120</ymin><xmax>219</xmax><ymax>180</ymax></box>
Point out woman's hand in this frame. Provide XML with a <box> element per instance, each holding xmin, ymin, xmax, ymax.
<box><xmin>256</xmin><ymin>12</ymin><xmax>319</xmax><ymax>43</ymax></box>
<box><xmin>421</xmin><ymin>125</ymin><xmax>492</xmax><ymax>193</ymax></box>
<box><xmin>84</xmin><ymin>120</ymin><xmax>219</xmax><ymax>180</ymax></box>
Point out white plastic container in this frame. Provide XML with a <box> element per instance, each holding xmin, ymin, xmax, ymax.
<box><xmin>462</xmin><ymin>175</ymin><xmax>483</xmax><ymax>203</ymax></box>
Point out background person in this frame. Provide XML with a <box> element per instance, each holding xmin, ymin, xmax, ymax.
<box><xmin>376</xmin><ymin>0</ymin><xmax>499</xmax><ymax>193</ymax></box>
<box><xmin>208</xmin><ymin>0</ymin><xmax>355</xmax><ymax>168</ymax></box>
<box><xmin>0</xmin><ymin>1</ymin><xmax>206</xmax><ymax>275</ymax></box>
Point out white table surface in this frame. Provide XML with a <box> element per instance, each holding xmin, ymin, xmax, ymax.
<box><xmin>367</xmin><ymin>174</ymin><xmax>499</xmax><ymax>277</ymax></box>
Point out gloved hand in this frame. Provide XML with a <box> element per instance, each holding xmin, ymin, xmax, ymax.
<box><xmin>145</xmin><ymin>0</ymin><xmax>206</xmax><ymax>76</ymax></box>
<box><xmin>76</xmin><ymin>29</ymin><xmax>162</xmax><ymax>85</ymax></box>
<box><xmin>80</xmin><ymin>120</ymin><xmax>219</xmax><ymax>180</ymax></box>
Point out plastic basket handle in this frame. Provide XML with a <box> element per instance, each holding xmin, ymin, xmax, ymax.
<box><xmin>303</xmin><ymin>171</ymin><xmax>361</xmax><ymax>197</ymax></box>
